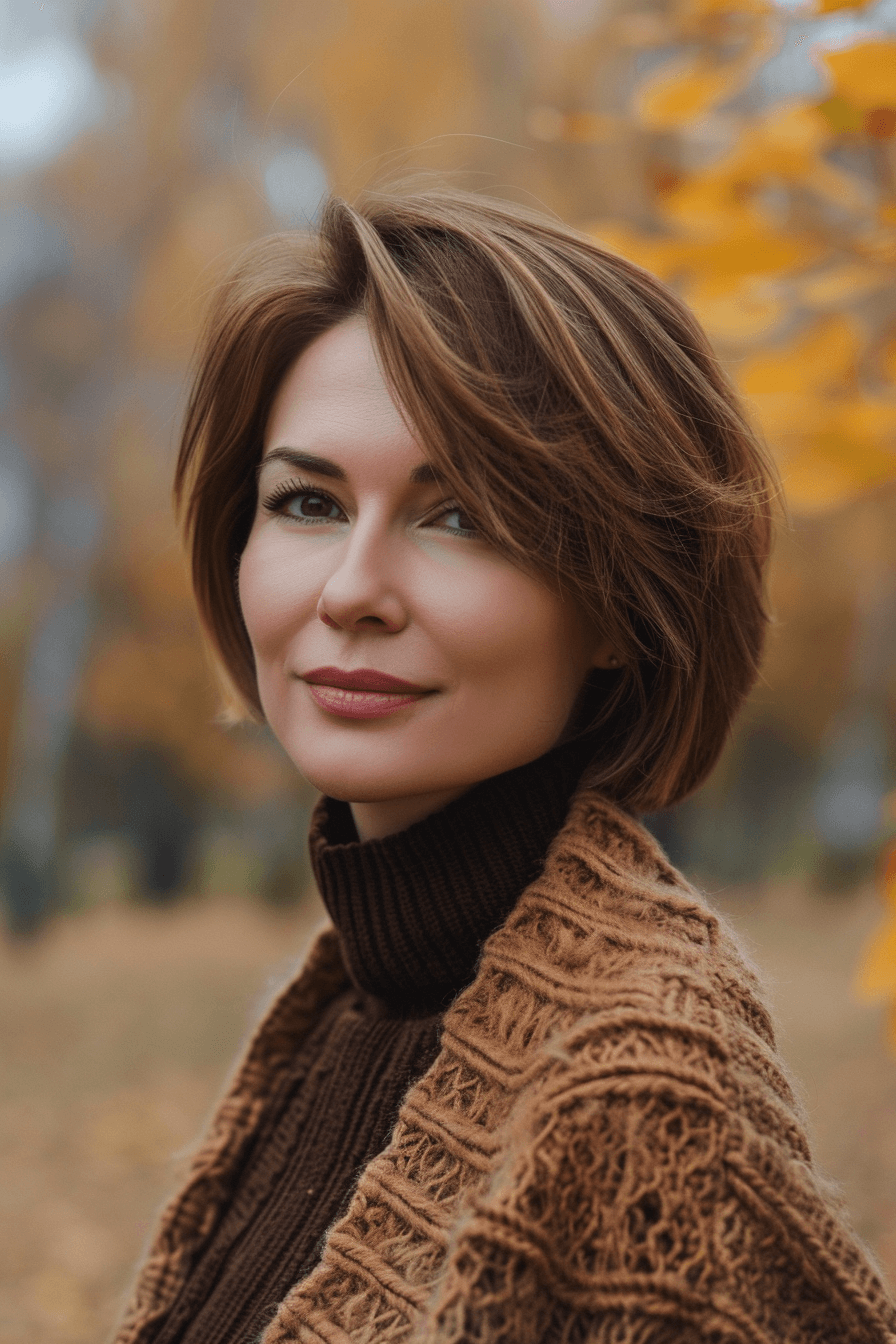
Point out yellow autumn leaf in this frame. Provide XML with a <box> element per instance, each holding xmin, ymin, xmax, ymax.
<box><xmin>856</xmin><ymin>915</ymin><xmax>896</xmax><ymax>1001</ymax></box>
<box><xmin>585</xmin><ymin>223</ymin><xmax>686</xmax><ymax>280</ymax></box>
<box><xmin>737</xmin><ymin>316</ymin><xmax>862</xmax><ymax>396</ymax></box>
<box><xmin>726</xmin><ymin>106</ymin><xmax>864</xmax><ymax>209</ymax></box>
<box><xmin>562</xmin><ymin>111</ymin><xmax>623</xmax><ymax>143</ymax></box>
<box><xmin>697</xmin><ymin>223</ymin><xmax>822</xmax><ymax>280</ymax></box>
<box><xmin>743</xmin><ymin>396</ymin><xmax>828</xmax><ymax>442</ymax></box>
<box><xmin>782</xmin><ymin>417</ymin><xmax>896</xmax><ymax>510</ymax></box>
<box><xmin>730</xmin><ymin>103</ymin><xmax>831</xmax><ymax>175</ymax></box>
<box><xmin>781</xmin><ymin>440</ymin><xmax>896</xmax><ymax>510</ymax></box>
<box><xmin>659</xmin><ymin>107</ymin><xmax>863</xmax><ymax>227</ymax></box>
<box><xmin>814</xmin><ymin>0</ymin><xmax>875</xmax><ymax>13</ymax></box>
<box><xmin>130</xmin><ymin>180</ymin><xmax>267</xmax><ymax>366</ymax></box>
<box><xmin>882</xmin><ymin>337</ymin><xmax>896</xmax><ymax>387</ymax></box>
<box><xmin>680</xmin><ymin>0</ymin><xmax>773</xmax><ymax>14</ymax></box>
<box><xmin>684</xmin><ymin>276</ymin><xmax>785</xmax><ymax>341</ymax></box>
<box><xmin>635</xmin><ymin>55</ymin><xmax>756</xmax><ymax>129</ymax></box>
<box><xmin>247</xmin><ymin>0</ymin><xmax>480</xmax><ymax>192</ymax></box>
<box><xmin>821</xmin><ymin>41</ymin><xmax>896</xmax><ymax>111</ymax></box>
<box><xmin>856</xmin><ymin>226</ymin><xmax>896</xmax><ymax>267</ymax></box>
<box><xmin>834</xmin><ymin>398</ymin><xmax>896</xmax><ymax>445</ymax></box>
<box><xmin>776</xmin><ymin>456</ymin><xmax>852</xmax><ymax>511</ymax></box>
<box><xmin>596</xmin><ymin>217</ymin><xmax>821</xmax><ymax>290</ymax></box>
<box><xmin>886</xmin><ymin>847</ymin><xmax>896</xmax><ymax>909</ymax></box>
<box><xmin>818</xmin><ymin>95</ymin><xmax>866</xmax><ymax>132</ymax></box>
<box><xmin>856</xmin><ymin>848</ymin><xmax>896</xmax><ymax>1002</ymax></box>
<box><xmin>658</xmin><ymin>171</ymin><xmax>753</xmax><ymax>235</ymax></box>
<box><xmin>799</xmin><ymin>262</ymin><xmax>886</xmax><ymax>307</ymax></box>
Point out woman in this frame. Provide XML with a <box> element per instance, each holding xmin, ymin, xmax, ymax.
<box><xmin>113</xmin><ymin>189</ymin><xmax>896</xmax><ymax>1343</ymax></box>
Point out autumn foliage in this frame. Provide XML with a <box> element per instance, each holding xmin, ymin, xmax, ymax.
<box><xmin>0</xmin><ymin>0</ymin><xmax>894</xmax><ymax>1009</ymax></box>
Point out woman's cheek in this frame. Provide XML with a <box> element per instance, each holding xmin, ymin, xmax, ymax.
<box><xmin>237</xmin><ymin>536</ymin><xmax>265</xmax><ymax>646</ymax></box>
<box><xmin>238</xmin><ymin>532</ymin><xmax>299</xmax><ymax>657</ymax></box>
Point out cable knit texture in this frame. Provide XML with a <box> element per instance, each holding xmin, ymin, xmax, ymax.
<box><xmin>112</xmin><ymin>782</ymin><xmax>896</xmax><ymax>1344</ymax></box>
<box><xmin>136</xmin><ymin>732</ymin><xmax>598</xmax><ymax>1344</ymax></box>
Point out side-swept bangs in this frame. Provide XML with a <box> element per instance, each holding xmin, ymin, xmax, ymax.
<box><xmin>175</xmin><ymin>188</ymin><xmax>778</xmax><ymax>814</ymax></box>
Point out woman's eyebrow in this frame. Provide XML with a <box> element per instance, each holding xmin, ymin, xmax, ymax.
<box><xmin>257</xmin><ymin>448</ymin><xmax>444</xmax><ymax>486</ymax></box>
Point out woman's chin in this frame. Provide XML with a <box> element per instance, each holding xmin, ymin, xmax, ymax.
<box><xmin>289</xmin><ymin>758</ymin><xmax>436</xmax><ymax>805</ymax></box>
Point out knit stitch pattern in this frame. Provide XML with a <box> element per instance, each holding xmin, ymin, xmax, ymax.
<box><xmin>112</xmin><ymin>788</ymin><xmax>896</xmax><ymax>1344</ymax></box>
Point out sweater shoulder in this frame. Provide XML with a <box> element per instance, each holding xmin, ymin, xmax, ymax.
<box><xmin>446</xmin><ymin>787</ymin><xmax>805</xmax><ymax>1151</ymax></box>
<box><xmin>424</xmin><ymin>792</ymin><xmax>896</xmax><ymax>1342</ymax></box>
<box><xmin>484</xmin><ymin>787</ymin><xmax>778</xmax><ymax>1048</ymax></box>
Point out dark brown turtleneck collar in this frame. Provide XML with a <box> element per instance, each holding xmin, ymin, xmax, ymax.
<box><xmin>307</xmin><ymin>731</ymin><xmax>598</xmax><ymax>1015</ymax></box>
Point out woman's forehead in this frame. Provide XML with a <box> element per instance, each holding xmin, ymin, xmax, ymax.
<box><xmin>278</xmin><ymin>316</ymin><xmax>378</xmax><ymax>390</ymax></box>
<box><xmin>266</xmin><ymin>325</ymin><xmax>400</xmax><ymax>443</ymax></box>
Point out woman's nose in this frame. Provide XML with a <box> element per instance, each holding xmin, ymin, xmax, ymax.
<box><xmin>315</xmin><ymin>521</ymin><xmax>407</xmax><ymax>634</ymax></box>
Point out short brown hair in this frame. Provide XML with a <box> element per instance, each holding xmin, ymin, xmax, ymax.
<box><xmin>175</xmin><ymin>187</ymin><xmax>778</xmax><ymax>813</ymax></box>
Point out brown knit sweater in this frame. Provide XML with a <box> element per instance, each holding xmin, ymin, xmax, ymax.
<box><xmin>134</xmin><ymin>732</ymin><xmax>599</xmax><ymax>1344</ymax></box>
<box><xmin>113</xmin><ymin>774</ymin><xmax>896</xmax><ymax>1344</ymax></box>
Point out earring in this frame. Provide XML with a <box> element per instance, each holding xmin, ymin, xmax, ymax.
<box><xmin>607</xmin><ymin>655</ymin><xmax>620</xmax><ymax>667</ymax></box>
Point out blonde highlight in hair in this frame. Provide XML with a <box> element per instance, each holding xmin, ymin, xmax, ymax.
<box><xmin>175</xmin><ymin>187</ymin><xmax>778</xmax><ymax>813</ymax></box>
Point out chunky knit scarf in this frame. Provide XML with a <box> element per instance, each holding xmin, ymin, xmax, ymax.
<box><xmin>113</xmin><ymin>786</ymin><xmax>896</xmax><ymax>1344</ymax></box>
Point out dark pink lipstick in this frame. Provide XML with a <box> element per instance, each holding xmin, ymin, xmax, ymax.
<box><xmin>301</xmin><ymin>666</ymin><xmax>432</xmax><ymax>693</ymax></box>
<box><xmin>300</xmin><ymin>665</ymin><xmax>436</xmax><ymax>720</ymax></box>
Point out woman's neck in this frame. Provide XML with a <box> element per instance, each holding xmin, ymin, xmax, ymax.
<box><xmin>307</xmin><ymin>730</ymin><xmax>598</xmax><ymax>1015</ymax></box>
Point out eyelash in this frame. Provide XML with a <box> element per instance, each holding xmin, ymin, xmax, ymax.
<box><xmin>260</xmin><ymin>477</ymin><xmax>481</xmax><ymax>539</ymax></box>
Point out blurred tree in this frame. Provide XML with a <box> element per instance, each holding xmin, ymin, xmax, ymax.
<box><xmin>1</xmin><ymin>0</ymin><xmax>894</xmax><ymax>938</ymax></box>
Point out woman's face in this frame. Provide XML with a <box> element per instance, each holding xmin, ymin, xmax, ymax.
<box><xmin>239</xmin><ymin>316</ymin><xmax>615</xmax><ymax>841</ymax></box>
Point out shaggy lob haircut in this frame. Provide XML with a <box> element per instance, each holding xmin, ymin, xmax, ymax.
<box><xmin>176</xmin><ymin>188</ymin><xmax>777</xmax><ymax>814</ymax></box>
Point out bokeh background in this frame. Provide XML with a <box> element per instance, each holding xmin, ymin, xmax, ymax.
<box><xmin>1</xmin><ymin>0</ymin><xmax>895</xmax><ymax>1338</ymax></box>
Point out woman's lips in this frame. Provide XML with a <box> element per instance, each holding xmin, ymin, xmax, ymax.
<box><xmin>306</xmin><ymin>683</ymin><xmax>431</xmax><ymax>719</ymax></box>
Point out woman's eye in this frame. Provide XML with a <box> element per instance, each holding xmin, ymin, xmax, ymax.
<box><xmin>284</xmin><ymin>490</ymin><xmax>340</xmax><ymax>521</ymax></box>
<box><xmin>262</xmin><ymin>480</ymin><xmax>480</xmax><ymax>538</ymax></box>
<box><xmin>262</xmin><ymin>481</ymin><xmax>343</xmax><ymax>522</ymax></box>
<box><xmin>434</xmin><ymin>505</ymin><xmax>480</xmax><ymax>537</ymax></box>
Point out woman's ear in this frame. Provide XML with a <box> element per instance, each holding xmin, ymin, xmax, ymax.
<box><xmin>590</xmin><ymin>640</ymin><xmax>623</xmax><ymax>671</ymax></box>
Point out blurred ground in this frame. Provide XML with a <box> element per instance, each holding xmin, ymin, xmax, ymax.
<box><xmin>1</xmin><ymin>877</ymin><xmax>895</xmax><ymax>1344</ymax></box>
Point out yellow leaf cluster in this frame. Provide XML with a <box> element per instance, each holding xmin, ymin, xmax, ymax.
<box><xmin>594</xmin><ymin>102</ymin><xmax>880</xmax><ymax>350</ymax></box>
<box><xmin>660</xmin><ymin>105</ymin><xmax>865</xmax><ymax>231</ymax></box>
<box><xmin>602</xmin><ymin>24</ymin><xmax>896</xmax><ymax>505</ymax></box>
<box><xmin>856</xmin><ymin>846</ymin><xmax>896</xmax><ymax>1050</ymax></box>
<box><xmin>528</xmin><ymin>107</ymin><xmax>622</xmax><ymax>144</ymax></box>
<box><xmin>686</xmin><ymin>277</ymin><xmax>785</xmax><ymax>341</ymax></box>
<box><xmin>818</xmin><ymin>95</ymin><xmax>865</xmax><ymax>133</ymax></box>
<box><xmin>738</xmin><ymin>316</ymin><xmax>861</xmax><ymax>396</ymax></box>
<box><xmin>246</xmin><ymin>0</ymin><xmax>481</xmax><ymax>193</ymax></box>
<box><xmin>799</xmin><ymin>261</ymin><xmax>886</xmax><ymax>308</ymax></box>
<box><xmin>778</xmin><ymin>425</ymin><xmax>896</xmax><ymax>511</ymax></box>
<box><xmin>622</xmin><ymin>6</ymin><xmax>896</xmax><ymax>1033</ymax></box>
<box><xmin>813</xmin><ymin>0</ymin><xmax>874</xmax><ymax>13</ymax></box>
<box><xmin>130</xmin><ymin>180</ymin><xmax>268</xmax><ymax>367</ymax></box>
<box><xmin>737</xmin><ymin>317</ymin><xmax>896</xmax><ymax>510</ymax></box>
<box><xmin>883</xmin><ymin>336</ymin><xmax>896</xmax><ymax>385</ymax></box>
<box><xmin>636</xmin><ymin>54</ymin><xmax>756</xmax><ymax>128</ymax></box>
<box><xmin>822</xmin><ymin>41</ymin><xmax>896</xmax><ymax>112</ymax></box>
<box><xmin>592</xmin><ymin>215</ymin><xmax>820</xmax><ymax>288</ymax></box>
<box><xmin>589</xmin><ymin>215</ymin><xmax>820</xmax><ymax>346</ymax></box>
<box><xmin>679</xmin><ymin>0</ymin><xmax>775</xmax><ymax>15</ymax></box>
